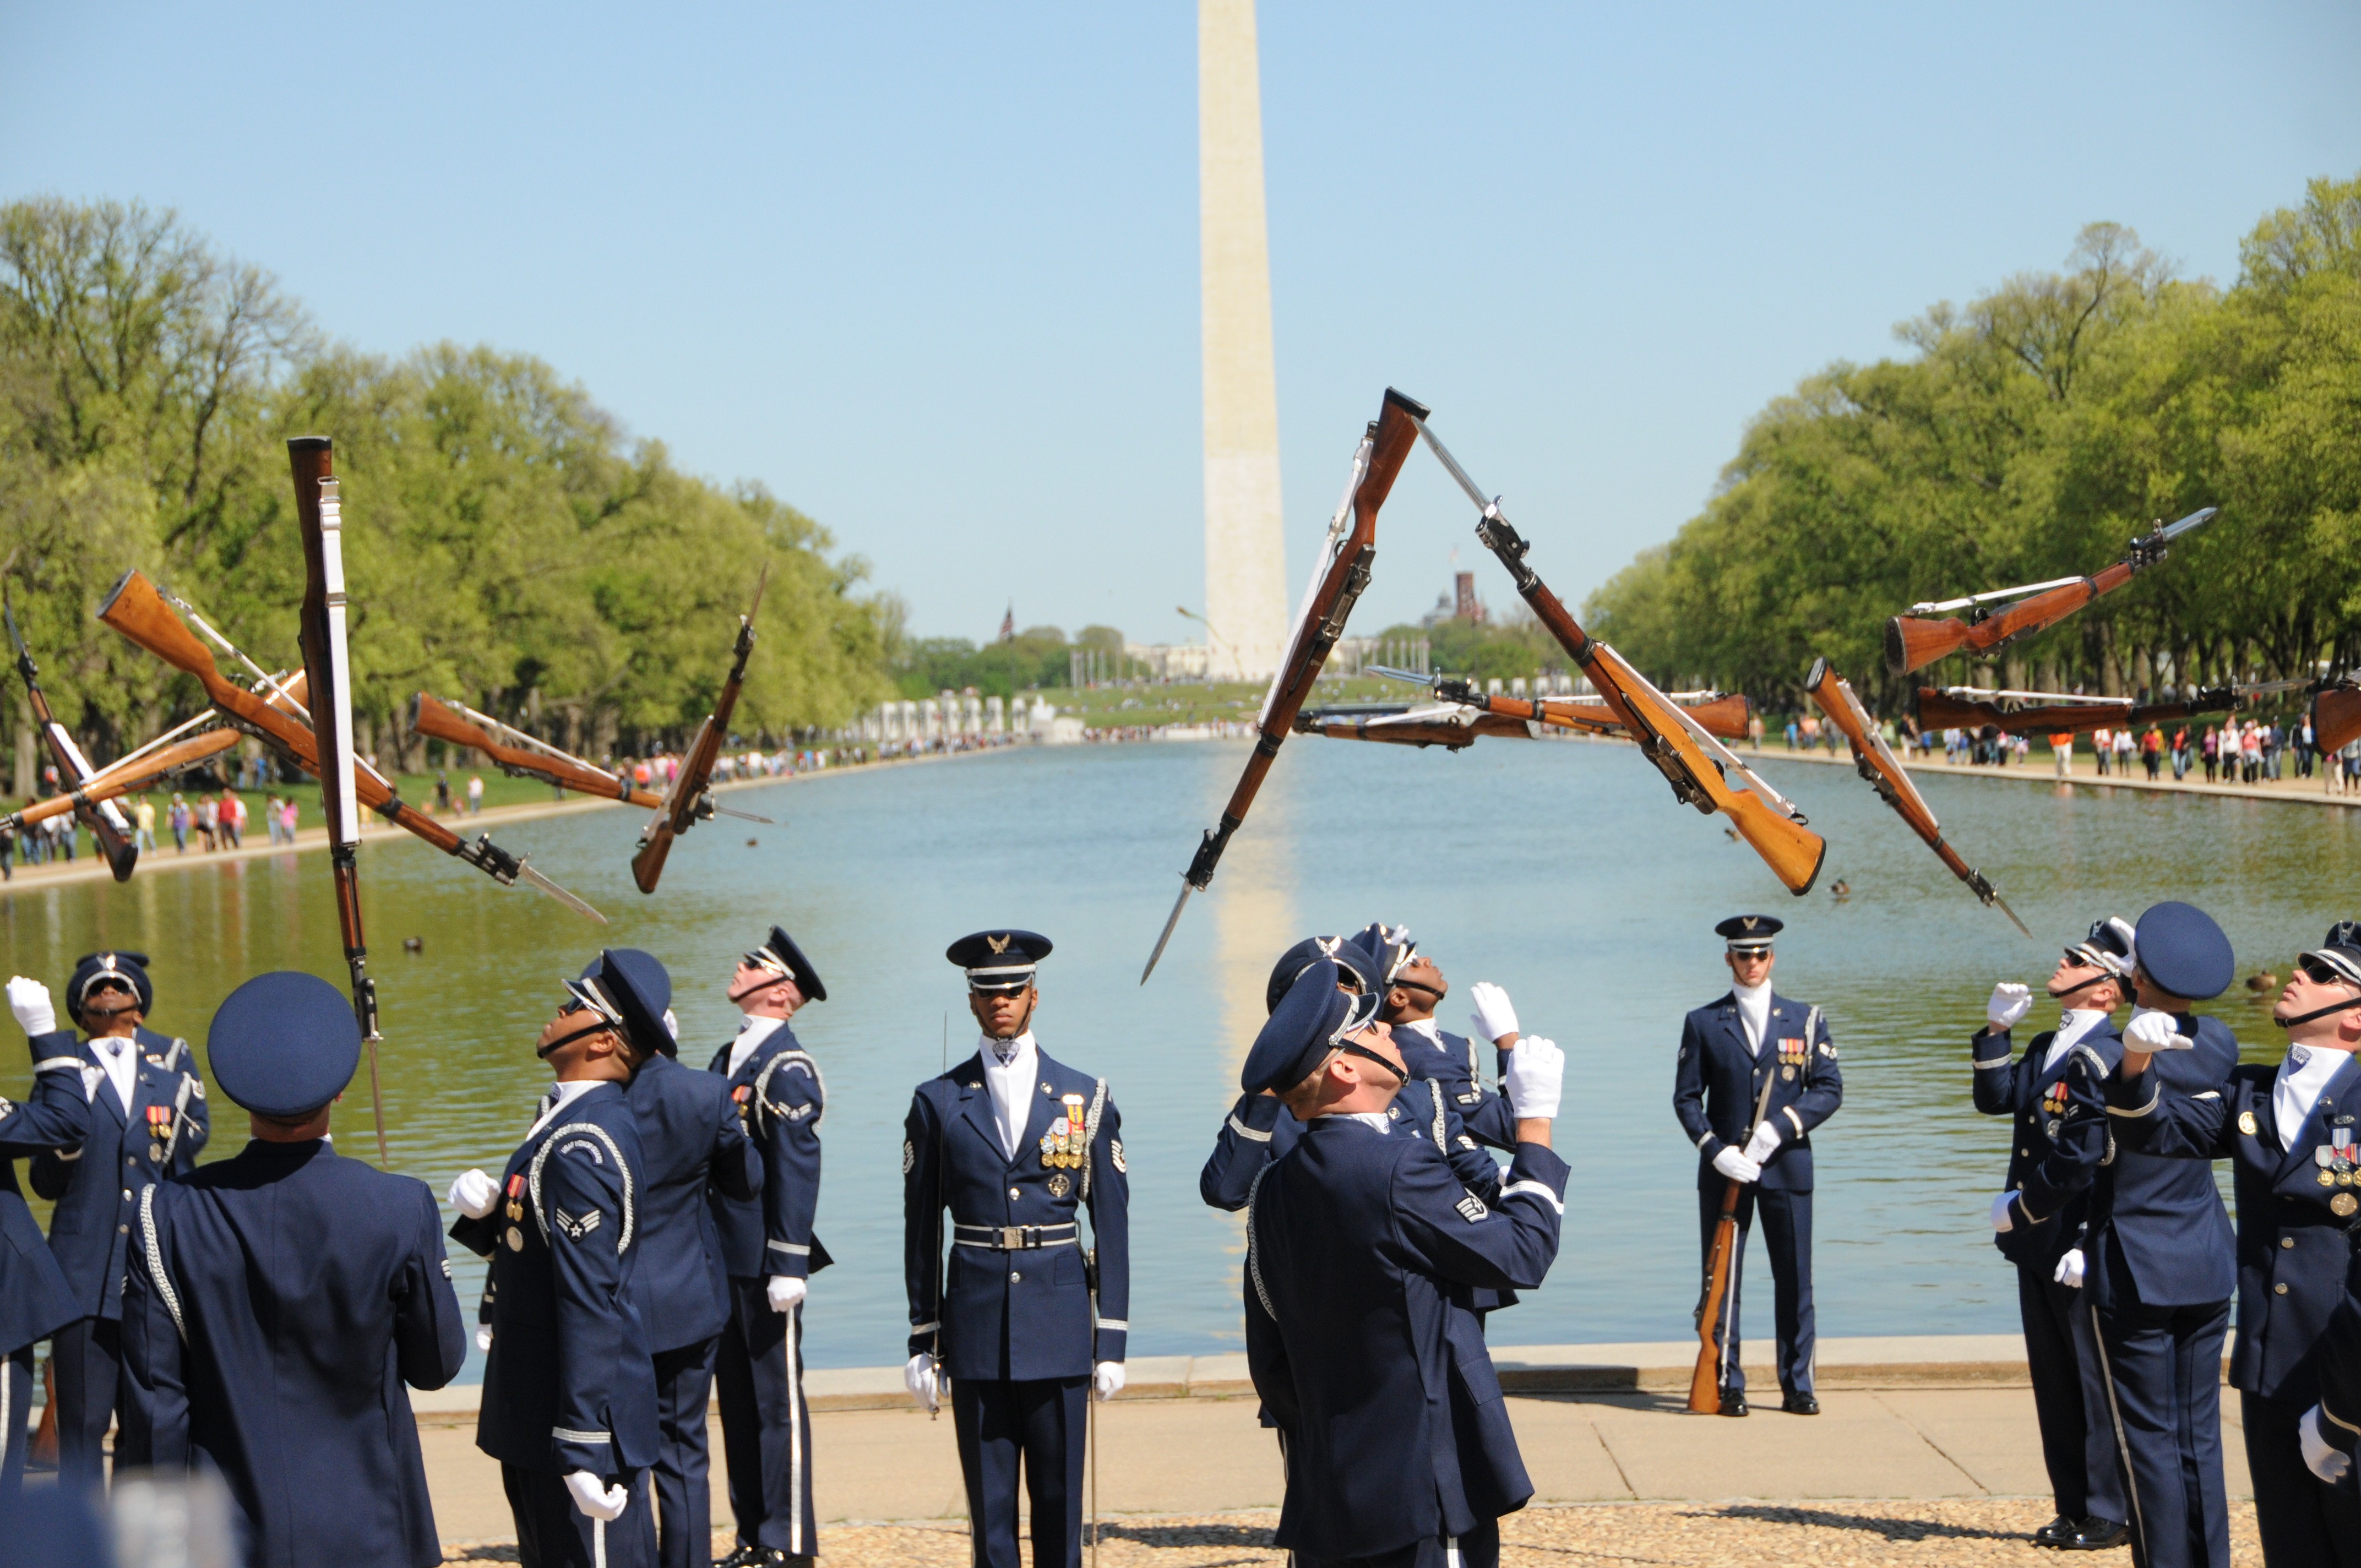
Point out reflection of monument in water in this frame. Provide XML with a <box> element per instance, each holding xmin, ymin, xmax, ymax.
<box><xmin>1213</xmin><ymin>758</ymin><xmax>1294</xmax><ymax>1089</ymax></box>
<box><xmin>1199</xmin><ymin>0</ymin><xmax>1287</xmax><ymax>682</ymax></box>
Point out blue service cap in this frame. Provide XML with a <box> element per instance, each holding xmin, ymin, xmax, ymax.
<box><xmin>567</xmin><ymin>948</ymin><xmax>675</xmax><ymax>1058</ymax></box>
<box><xmin>1716</xmin><ymin>915</ymin><xmax>1782</xmax><ymax>951</ymax></box>
<box><xmin>68</xmin><ymin>949</ymin><xmax>153</xmax><ymax>1017</ymax></box>
<box><xmin>2133</xmin><ymin>902</ymin><xmax>2235</xmax><ymax>1001</ymax></box>
<box><xmin>948</xmin><ymin>929</ymin><xmax>1053</xmax><ymax>993</ymax></box>
<box><xmin>208</xmin><ymin>972</ymin><xmax>361</xmax><ymax>1119</ymax></box>
<box><xmin>1263</xmin><ymin>936</ymin><xmax>1381</xmax><ymax>1015</ymax></box>
<box><xmin>1348</xmin><ymin>922</ymin><xmax>1416</xmax><ymax>988</ymax></box>
<box><xmin>740</xmin><ymin>925</ymin><xmax>827</xmax><ymax>1003</ymax></box>
<box><xmin>1242</xmin><ymin>960</ymin><xmax>1381</xmax><ymax>1096</ymax></box>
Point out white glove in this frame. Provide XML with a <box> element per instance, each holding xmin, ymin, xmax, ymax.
<box><xmin>1989</xmin><ymin>1192</ymin><xmax>2017</xmax><ymax>1233</ymax></box>
<box><xmin>7</xmin><ymin>977</ymin><xmax>55</xmax><ymax>1038</ymax></box>
<box><xmin>475</xmin><ymin>1325</ymin><xmax>493</xmax><ymax>1353</ymax></box>
<box><xmin>1092</xmin><ymin>1360</ymin><xmax>1125</xmax><ymax>1402</ymax></box>
<box><xmin>2125</xmin><ymin>1008</ymin><xmax>2193</xmax><ymax>1054</ymax></box>
<box><xmin>2053</xmin><ymin>1248</ymin><xmax>2086</xmax><ymax>1289</ymax></box>
<box><xmin>1711</xmin><ymin>1146</ymin><xmax>1761</xmax><ymax>1184</ymax></box>
<box><xmin>661</xmin><ymin>1008</ymin><xmax>679</xmax><ymax>1042</ymax></box>
<box><xmin>904</xmin><ymin>1352</ymin><xmax>939</xmax><ymax>1413</ymax></box>
<box><xmin>766</xmin><ymin>1276</ymin><xmax>806</xmax><ymax>1313</ymax></box>
<box><xmin>2302</xmin><ymin>1404</ymin><xmax>2352</xmax><ymax>1484</ymax></box>
<box><xmin>447</xmin><ymin>1169</ymin><xmax>498</xmax><ymax>1219</ymax></box>
<box><xmin>1466</xmin><ymin>982</ymin><xmax>1519</xmax><ymax>1044</ymax></box>
<box><xmin>1987</xmin><ymin>983</ymin><xmax>2033</xmax><ymax>1031</ymax></box>
<box><xmin>1500</xmin><ymin>1035</ymin><xmax>1563</xmax><ymax>1120</ymax></box>
<box><xmin>563</xmin><ymin>1470</ymin><xmax>629</xmax><ymax>1522</ymax></box>
<box><xmin>1742</xmin><ymin>1121</ymin><xmax>1781</xmax><ymax>1164</ymax></box>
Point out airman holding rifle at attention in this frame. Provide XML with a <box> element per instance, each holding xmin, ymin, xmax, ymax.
<box><xmin>1674</xmin><ymin>915</ymin><xmax>1842</xmax><ymax>1417</ymax></box>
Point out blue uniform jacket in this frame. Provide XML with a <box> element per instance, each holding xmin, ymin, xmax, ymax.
<box><xmin>2103</xmin><ymin>1051</ymin><xmax>2361</xmax><ymax>1401</ymax></box>
<box><xmin>1973</xmin><ymin>1018</ymin><xmax>2124</xmax><ymax>1268</ymax></box>
<box><xmin>119</xmin><ymin>1140</ymin><xmax>466</xmax><ymax>1568</ymax></box>
<box><xmin>2040</xmin><ymin>1014</ymin><xmax>2238</xmax><ymax>1311</ymax></box>
<box><xmin>31</xmin><ymin>1025</ymin><xmax>210</xmax><ymax>1321</ymax></box>
<box><xmin>2302</xmin><ymin>1284</ymin><xmax>2361</xmax><ymax>1459</ymax></box>
<box><xmin>1672</xmin><ymin>992</ymin><xmax>1840</xmax><ymax>1193</ymax></box>
<box><xmin>0</xmin><ymin>1035</ymin><xmax>94</xmax><ymax>1357</ymax></box>
<box><xmin>455</xmin><ymin>1084</ymin><xmax>658</xmax><ymax>1478</ymax></box>
<box><xmin>627</xmin><ymin>1053</ymin><xmax>761</xmax><ymax>1354</ymax></box>
<box><xmin>1244</xmin><ymin>1117</ymin><xmax>1570</xmax><ymax>1560</ymax></box>
<box><xmin>706</xmin><ymin>1022</ymin><xmax>829</xmax><ymax>1282</ymax></box>
<box><xmin>1394</xmin><ymin>1022</ymin><xmax>1520</xmax><ymax>1151</ymax></box>
<box><xmin>903</xmin><ymin>1047</ymin><xmax>1130</xmax><ymax>1381</ymax></box>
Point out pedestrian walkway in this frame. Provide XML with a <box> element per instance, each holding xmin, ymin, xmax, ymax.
<box><xmin>1746</xmin><ymin>738</ymin><xmax>2360</xmax><ymax>809</ymax></box>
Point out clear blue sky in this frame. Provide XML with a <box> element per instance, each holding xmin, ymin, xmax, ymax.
<box><xmin>7</xmin><ymin>2</ymin><xmax>2359</xmax><ymax>649</ymax></box>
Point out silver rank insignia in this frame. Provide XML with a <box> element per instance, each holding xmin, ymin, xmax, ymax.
<box><xmin>902</xmin><ymin>1140</ymin><xmax>915</xmax><ymax>1175</ymax></box>
<box><xmin>1110</xmin><ymin>1138</ymin><xmax>1125</xmax><ymax>1174</ymax></box>
<box><xmin>1046</xmin><ymin>1173</ymin><xmax>1071</xmax><ymax>1199</ymax></box>
<box><xmin>1455</xmin><ymin>1194</ymin><xmax>1488</xmax><ymax>1223</ymax></box>
<box><xmin>552</xmin><ymin>1207</ymin><xmax>601</xmax><ymax>1240</ymax></box>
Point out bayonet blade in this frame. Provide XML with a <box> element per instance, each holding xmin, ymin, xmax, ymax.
<box><xmin>1415</xmin><ymin>422</ymin><xmax>1497</xmax><ymax>515</ymax></box>
<box><xmin>1140</xmin><ymin>879</ymin><xmax>1193</xmax><ymax>985</ymax></box>
<box><xmin>1992</xmin><ymin>890</ymin><xmax>2032</xmax><ymax>940</ymax></box>
<box><xmin>516</xmin><ymin>858</ymin><xmax>607</xmax><ymax>923</ymax></box>
<box><xmin>711</xmin><ymin>803</ymin><xmax>775</xmax><ymax>824</ymax></box>
<box><xmin>2159</xmin><ymin>505</ymin><xmax>2219</xmax><ymax>542</ymax></box>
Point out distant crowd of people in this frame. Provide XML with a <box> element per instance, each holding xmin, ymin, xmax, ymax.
<box><xmin>1780</xmin><ymin>711</ymin><xmax>2360</xmax><ymax>793</ymax></box>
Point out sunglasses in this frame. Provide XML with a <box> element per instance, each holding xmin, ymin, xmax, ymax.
<box><xmin>2297</xmin><ymin>954</ymin><xmax>2361</xmax><ymax>989</ymax></box>
<box><xmin>1389</xmin><ymin>976</ymin><xmax>1444</xmax><ymax>998</ymax></box>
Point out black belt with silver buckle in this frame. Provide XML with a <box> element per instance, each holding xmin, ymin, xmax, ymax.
<box><xmin>953</xmin><ymin>1222</ymin><xmax>1076</xmax><ymax>1251</ymax></box>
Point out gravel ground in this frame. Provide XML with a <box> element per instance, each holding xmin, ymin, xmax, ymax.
<box><xmin>443</xmin><ymin>1499</ymin><xmax>2264</xmax><ymax>1565</ymax></box>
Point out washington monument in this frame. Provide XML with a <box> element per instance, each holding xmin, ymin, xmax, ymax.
<box><xmin>1199</xmin><ymin>0</ymin><xmax>1288</xmax><ymax>680</ymax></box>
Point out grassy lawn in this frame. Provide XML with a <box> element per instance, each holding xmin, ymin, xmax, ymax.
<box><xmin>1035</xmin><ymin>674</ymin><xmax>1426</xmax><ymax>728</ymax></box>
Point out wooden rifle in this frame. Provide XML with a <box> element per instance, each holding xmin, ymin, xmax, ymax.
<box><xmin>4</xmin><ymin>591</ymin><xmax>138</xmax><ymax>880</ymax></box>
<box><xmin>1141</xmin><ymin>388</ymin><xmax>1428</xmax><ymax>982</ymax></box>
<box><xmin>411</xmin><ymin>692</ymin><xmax>774</xmax><ymax>824</ymax></box>
<box><xmin>95</xmin><ymin>568</ymin><xmax>603</xmax><ymax>921</ymax></box>
<box><xmin>1406</xmin><ymin>673</ymin><xmax>1753</xmax><ymax>742</ymax></box>
<box><xmin>1691</xmin><ymin>1066</ymin><xmax>1781</xmax><ymax>1413</ymax></box>
<box><xmin>2</xmin><ymin>730</ymin><xmax>241</xmax><ymax>836</ymax></box>
<box><xmin>1292</xmin><ymin>703</ymin><xmax>1533</xmax><ymax>750</ymax></box>
<box><xmin>1808</xmin><ymin>658</ymin><xmax>2028</xmax><ymax>936</ymax></box>
<box><xmin>1416</xmin><ymin>418</ymin><xmax>1825</xmax><ymax>895</ymax></box>
<box><xmin>632</xmin><ymin>567</ymin><xmax>768</xmax><ymax>894</ymax></box>
<box><xmin>287</xmin><ymin>439</ymin><xmax>388</xmax><ymax>1164</ymax></box>
<box><xmin>1916</xmin><ymin>679</ymin><xmax>2305</xmax><ymax>738</ymax></box>
<box><xmin>1884</xmin><ymin>507</ymin><xmax>2218</xmax><ymax>676</ymax></box>
<box><xmin>2313</xmin><ymin>679</ymin><xmax>2361</xmax><ymax>756</ymax></box>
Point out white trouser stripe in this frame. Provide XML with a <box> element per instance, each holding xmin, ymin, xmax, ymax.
<box><xmin>788</xmin><ymin>1300</ymin><xmax>804</xmax><ymax>1554</ymax></box>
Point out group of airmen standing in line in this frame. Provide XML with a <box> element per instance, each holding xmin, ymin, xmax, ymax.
<box><xmin>0</xmin><ymin>897</ymin><xmax>2354</xmax><ymax>1568</ymax></box>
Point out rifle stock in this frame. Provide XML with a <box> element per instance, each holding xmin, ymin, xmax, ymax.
<box><xmin>632</xmin><ymin>566</ymin><xmax>763</xmax><ymax>895</ymax></box>
<box><xmin>1444</xmin><ymin>685</ymin><xmax>1753</xmax><ymax>743</ymax></box>
<box><xmin>632</xmin><ymin>714</ymin><xmax>716</xmax><ymax>894</ymax></box>
<box><xmin>1914</xmin><ymin>686</ymin><xmax>2245</xmax><ymax>737</ymax></box>
<box><xmin>3</xmin><ymin>731</ymin><xmax>241</xmax><ymax>834</ymax></box>
<box><xmin>1691</xmin><ymin>1068</ymin><xmax>1781</xmax><ymax>1413</ymax></box>
<box><xmin>7</xmin><ymin>594</ymin><xmax>138</xmax><ymax>880</ymax></box>
<box><xmin>1292</xmin><ymin>707</ymin><xmax>1528</xmax><ymax>749</ymax></box>
<box><xmin>411</xmin><ymin>692</ymin><xmax>660</xmax><ymax>807</ymax></box>
<box><xmin>2316</xmin><ymin>683</ymin><xmax>2361</xmax><ymax>756</ymax></box>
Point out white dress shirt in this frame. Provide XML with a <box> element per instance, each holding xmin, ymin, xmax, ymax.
<box><xmin>2043</xmin><ymin>1009</ymin><xmax>2113</xmax><ymax>1072</ymax></box>
<box><xmin>528</xmin><ymin>1077</ymin><xmax>601</xmax><ymax>1139</ymax></box>
<box><xmin>2274</xmin><ymin>1043</ymin><xmax>2352</xmax><ymax>1148</ymax></box>
<box><xmin>727</xmin><ymin>1014</ymin><xmax>785</xmax><ymax>1079</ymax></box>
<box><xmin>1732</xmin><ymin>980</ymin><xmax>1772</xmax><ymax>1057</ymax></box>
<box><xmin>1338</xmin><ymin>1110</ymin><xmax>1392</xmax><ymax>1134</ymax></box>
<box><xmin>980</xmin><ymin>1031</ymin><xmax>1040</xmax><ymax>1159</ymax></box>
<box><xmin>89</xmin><ymin>1034</ymin><xmax>138</xmax><ymax>1116</ymax></box>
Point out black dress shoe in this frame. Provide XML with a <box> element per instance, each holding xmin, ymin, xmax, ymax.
<box><xmin>2063</xmin><ymin>1517</ymin><xmax>2129</xmax><ymax>1550</ymax></box>
<box><xmin>716</xmin><ymin>1550</ymin><xmax>759</xmax><ymax>1568</ymax></box>
<box><xmin>2031</xmin><ymin>1513</ymin><xmax>2080</xmax><ymax>1548</ymax></box>
<box><xmin>1781</xmin><ymin>1392</ymin><xmax>1820</xmax><ymax>1415</ymax></box>
<box><xmin>1718</xmin><ymin>1387</ymin><xmax>1748</xmax><ymax>1417</ymax></box>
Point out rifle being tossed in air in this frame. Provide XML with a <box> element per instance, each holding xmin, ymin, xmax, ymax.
<box><xmin>1375</xmin><ymin>668</ymin><xmax>1754</xmax><ymax>742</ymax></box>
<box><xmin>1415</xmin><ymin>416</ymin><xmax>1825</xmax><ymax>895</ymax></box>
<box><xmin>1808</xmin><ymin>657</ymin><xmax>2028</xmax><ymax>937</ymax></box>
<box><xmin>4</xmin><ymin>592</ymin><xmax>139</xmax><ymax>880</ymax></box>
<box><xmin>632</xmin><ymin>567</ymin><xmax>769</xmax><ymax>895</ymax></box>
<box><xmin>411</xmin><ymin>692</ymin><xmax>771</xmax><ymax>824</ymax></box>
<box><xmin>1141</xmin><ymin>387</ymin><xmax>1429</xmax><ymax>982</ymax></box>
<box><xmin>1916</xmin><ymin>679</ymin><xmax>2309</xmax><ymax>738</ymax></box>
<box><xmin>1884</xmin><ymin>507</ymin><xmax>2219</xmax><ymax>677</ymax></box>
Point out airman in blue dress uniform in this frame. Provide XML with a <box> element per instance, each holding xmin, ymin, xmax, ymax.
<box><xmin>0</xmin><ymin>974</ymin><xmax>95</xmax><ymax>1498</ymax></box>
<box><xmin>1242</xmin><ymin>961</ymin><xmax>1570</xmax><ymax>1568</ymax></box>
<box><xmin>1971</xmin><ymin>917</ymin><xmax>2134</xmax><ymax>1551</ymax></box>
<box><xmin>901</xmin><ymin>930</ymin><xmax>1129</xmax><ymax>1568</ymax></box>
<box><xmin>2102</xmin><ymin>919</ymin><xmax>2361</xmax><ymax>1567</ymax></box>
<box><xmin>2037</xmin><ymin>902</ymin><xmax>2240</xmax><ymax>1568</ymax></box>
<box><xmin>1672</xmin><ymin>915</ymin><xmax>1842</xmax><ymax>1416</ymax></box>
<box><xmin>451</xmin><ymin>949</ymin><xmax>667</xmax><ymax>1568</ymax></box>
<box><xmin>119</xmin><ymin>971</ymin><xmax>467</xmax><ymax>1567</ymax></box>
<box><xmin>28</xmin><ymin>949</ymin><xmax>209</xmax><ymax>1493</ymax></box>
<box><xmin>707</xmin><ymin>927</ymin><xmax>830</xmax><ymax>1568</ymax></box>
<box><xmin>1348</xmin><ymin>924</ymin><xmax>1522</xmax><ymax>1151</ymax></box>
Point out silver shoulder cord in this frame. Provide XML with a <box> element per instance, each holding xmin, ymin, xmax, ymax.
<box><xmin>755</xmin><ymin>1048</ymin><xmax>828</xmax><ymax>1131</ymax></box>
<box><xmin>1080</xmin><ymin>1077</ymin><xmax>1108</xmax><ymax>1202</ymax></box>
<box><xmin>1426</xmin><ymin>1080</ymin><xmax>1446</xmax><ymax>1153</ymax></box>
<box><xmin>1245</xmin><ymin>1164</ymin><xmax>1277</xmax><ymax>1320</ymax></box>
<box><xmin>140</xmin><ymin>1184</ymin><xmax>187</xmax><ymax>1342</ymax></box>
<box><xmin>527</xmin><ymin>1122</ymin><xmax>638</xmax><ymax>1255</ymax></box>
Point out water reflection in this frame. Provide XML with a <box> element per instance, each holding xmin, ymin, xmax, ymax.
<box><xmin>0</xmin><ymin>742</ymin><xmax>2349</xmax><ymax>1372</ymax></box>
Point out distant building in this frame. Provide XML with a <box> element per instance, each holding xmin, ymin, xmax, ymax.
<box><xmin>1418</xmin><ymin>570</ymin><xmax>1487</xmax><ymax>628</ymax></box>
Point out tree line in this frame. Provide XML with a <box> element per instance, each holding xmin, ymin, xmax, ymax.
<box><xmin>1583</xmin><ymin>174</ymin><xmax>2361</xmax><ymax>716</ymax></box>
<box><xmin>0</xmin><ymin>198</ymin><xmax>897</xmax><ymax>780</ymax></box>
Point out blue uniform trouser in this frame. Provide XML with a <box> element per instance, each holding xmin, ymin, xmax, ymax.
<box><xmin>649</xmin><ymin>1337</ymin><xmax>716</xmax><ymax>1568</ymax></box>
<box><xmin>1296</xmin><ymin>1521</ymin><xmax>1500</xmax><ymax>1568</ymax></box>
<box><xmin>0</xmin><ymin>1349</ymin><xmax>30</xmax><ymax>1499</ymax></box>
<box><xmin>2017</xmin><ymin>1264</ymin><xmax>2125</xmax><ymax>1525</ymax></box>
<box><xmin>2240</xmin><ymin>1390</ymin><xmax>2361</xmax><ymax>1568</ymax></box>
<box><xmin>51</xmin><ymin>1316</ymin><xmax>131</xmax><ymax>1496</ymax></box>
<box><xmin>1695</xmin><ymin>1185</ymin><xmax>1814</xmax><ymax>1396</ymax></box>
<box><xmin>501</xmin><ymin>1464</ymin><xmax>656</xmax><ymax>1568</ymax></box>
<box><xmin>2093</xmin><ymin>1291</ymin><xmax>2231</xmax><ymax>1568</ymax></box>
<box><xmin>951</xmin><ymin>1375</ymin><xmax>1087</xmax><ymax>1568</ymax></box>
<box><xmin>714</xmin><ymin>1279</ymin><xmax>815</xmax><ymax>1556</ymax></box>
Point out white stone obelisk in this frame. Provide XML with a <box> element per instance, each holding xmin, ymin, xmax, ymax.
<box><xmin>1199</xmin><ymin>0</ymin><xmax>1287</xmax><ymax>682</ymax></box>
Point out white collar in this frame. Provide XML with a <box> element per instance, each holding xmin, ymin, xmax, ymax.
<box><xmin>2043</xmin><ymin>1009</ymin><xmax>2112</xmax><ymax>1067</ymax></box>
<box><xmin>2275</xmin><ymin>1041</ymin><xmax>2353</xmax><ymax>1144</ymax></box>
<box><xmin>981</xmin><ymin>1030</ymin><xmax>1036</xmax><ymax>1068</ymax></box>
<box><xmin>727</xmin><ymin>1014</ymin><xmax>785</xmax><ymax>1077</ymax></box>
<box><xmin>530</xmin><ymin>1078</ymin><xmax>602</xmax><ymax>1137</ymax></box>
<box><xmin>1395</xmin><ymin>1017</ymin><xmax>1441</xmax><ymax>1044</ymax></box>
<box><xmin>1732</xmin><ymin>979</ymin><xmax>1772</xmax><ymax>1053</ymax></box>
<box><xmin>1335</xmin><ymin>1110</ymin><xmax>1392</xmax><ymax>1134</ymax></box>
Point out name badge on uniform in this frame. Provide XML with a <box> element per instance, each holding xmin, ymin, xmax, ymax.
<box><xmin>1040</xmin><ymin>1093</ymin><xmax>1087</xmax><ymax>1170</ymax></box>
<box><xmin>1777</xmin><ymin>1038</ymin><xmax>1806</xmax><ymax>1082</ymax></box>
